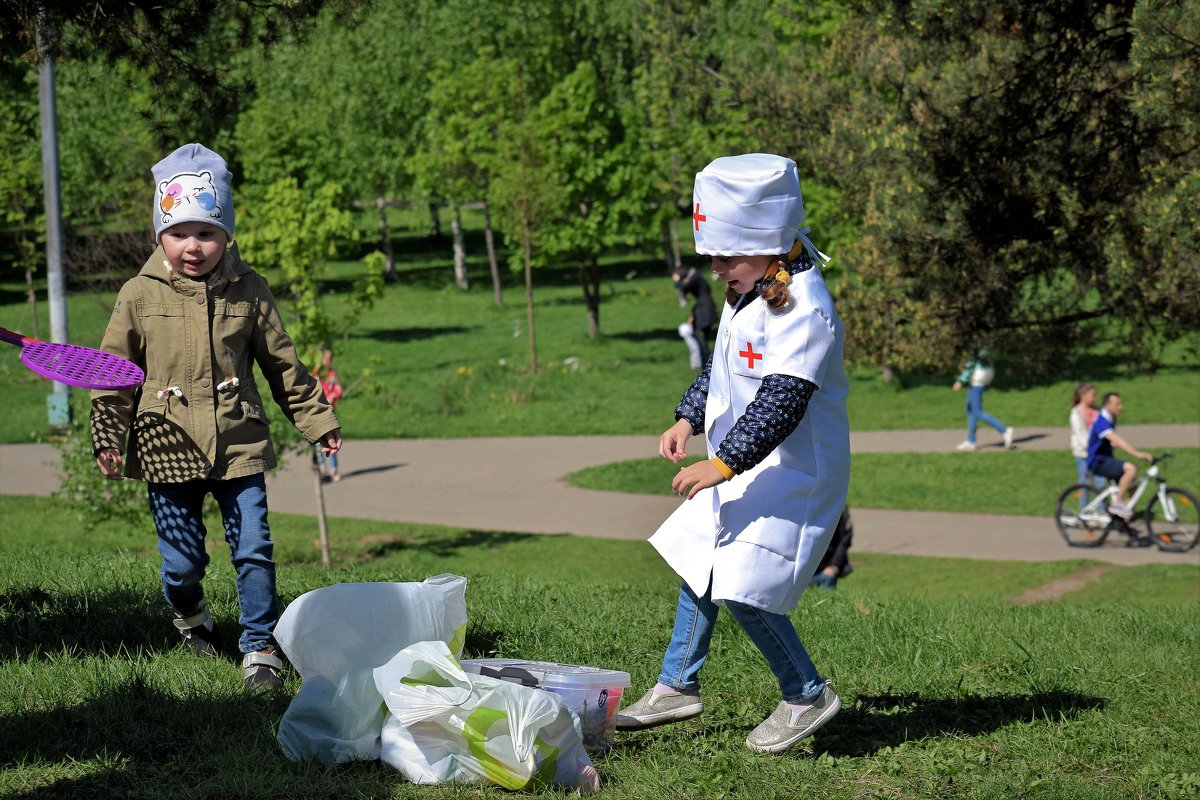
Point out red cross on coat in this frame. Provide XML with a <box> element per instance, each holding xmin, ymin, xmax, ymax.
<box><xmin>739</xmin><ymin>342</ymin><xmax>762</xmax><ymax>369</ymax></box>
<box><xmin>693</xmin><ymin>203</ymin><xmax>706</xmax><ymax>230</ymax></box>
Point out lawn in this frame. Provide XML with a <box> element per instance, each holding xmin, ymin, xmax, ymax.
<box><xmin>568</xmin><ymin>449</ymin><xmax>1200</xmax><ymax>518</ymax></box>
<box><xmin>2</xmin><ymin>220</ymin><xmax>1197</xmax><ymax>444</ymax></box>
<box><xmin>1</xmin><ymin>494</ymin><xmax>1197</xmax><ymax>799</ymax></box>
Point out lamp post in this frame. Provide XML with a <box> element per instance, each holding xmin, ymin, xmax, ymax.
<box><xmin>37</xmin><ymin>8</ymin><xmax>70</xmax><ymax>430</ymax></box>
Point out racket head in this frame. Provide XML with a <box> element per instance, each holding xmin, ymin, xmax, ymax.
<box><xmin>21</xmin><ymin>341</ymin><xmax>145</xmax><ymax>390</ymax></box>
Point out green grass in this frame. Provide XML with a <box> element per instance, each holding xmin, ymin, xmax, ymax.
<box><xmin>1</xmin><ymin>494</ymin><xmax>1198</xmax><ymax>799</ymax></box>
<box><xmin>2</xmin><ymin>225</ymin><xmax>1197</xmax><ymax>444</ymax></box>
<box><xmin>568</xmin><ymin>448</ymin><xmax>1200</xmax><ymax>516</ymax></box>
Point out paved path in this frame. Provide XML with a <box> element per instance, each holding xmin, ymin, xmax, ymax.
<box><xmin>2</xmin><ymin>425</ymin><xmax>1197</xmax><ymax>566</ymax></box>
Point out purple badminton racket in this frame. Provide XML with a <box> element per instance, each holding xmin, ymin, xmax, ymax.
<box><xmin>0</xmin><ymin>326</ymin><xmax>145</xmax><ymax>390</ymax></box>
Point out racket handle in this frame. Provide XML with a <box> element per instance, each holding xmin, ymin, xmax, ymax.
<box><xmin>0</xmin><ymin>326</ymin><xmax>31</xmax><ymax>346</ymax></box>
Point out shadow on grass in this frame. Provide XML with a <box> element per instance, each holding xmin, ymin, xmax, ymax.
<box><xmin>813</xmin><ymin>689</ymin><xmax>1106</xmax><ymax>757</ymax></box>
<box><xmin>354</xmin><ymin>324</ymin><xmax>477</xmax><ymax>343</ymax></box>
<box><xmin>0</xmin><ymin>672</ymin><xmax>383</xmax><ymax>799</ymax></box>
<box><xmin>0</xmin><ymin>672</ymin><xmax>289</xmax><ymax>766</ymax></box>
<box><xmin>363</xmin><ymin>528</ymin><xmax>540</xmax><ymax>560</ymax></box>
<box><xmin>0</xmin><ymin>586</ymin><xmax>243</xmax><ymax>662</ymax></box>
<box><xmin>1</xmin><ymin>586</ymin><xmax>158</xmax><ymax>660</ymax></box>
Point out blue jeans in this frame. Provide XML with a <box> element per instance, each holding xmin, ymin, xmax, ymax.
<box><xmin>965</xmin><ymin>385</ymin><xmax>1007</xmax><ymax>444</ymax></box>
<box><xmin>658</xmin><ymin>581</ymin><xmax>825</xmax><ymax>703</ymax></box>
<box><xmin>148</xmin><ymin>474</ymin><xmax>279</xmax><ymax>653</ymax></box>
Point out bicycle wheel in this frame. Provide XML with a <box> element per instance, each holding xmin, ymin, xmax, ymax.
<box><xmin>1055</xmin><ymin>483</ymin><xmax>1110</xmax><ymax>547</ymax></box>
<box><xmin>1145</xmin><ymin>487</ymin><xmax>1200</xmax><ymax>552</ymax></box>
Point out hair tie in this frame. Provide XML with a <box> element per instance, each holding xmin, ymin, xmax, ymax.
<box><xmin>774</xmin><ymin>264</ymin><xmax>791</xmax><ymax>286</ymax></box>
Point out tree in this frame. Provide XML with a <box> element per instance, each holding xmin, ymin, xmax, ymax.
<box><xmin>0</xmin><ymin>59</ymin><xmax>43</xmax><ymax>331</ymax></box>
<box><xmin>820</xmin><ymin>0</ymin><xmax>1199</xmax><ymax>376</ymax></box>
<box><xmin>235</xmin><ymin>2</ymin><xmax>423</xmax><ymax>282</ymax></box>
<box><xmin>236</xmin><ymin>175</ymin><xmax>381</xmax><ymax>566</ymax></box>
<box><xmin>413</xmin><ymin>48</ymin><xmax>522</xmax><ymax>305</ymax></box>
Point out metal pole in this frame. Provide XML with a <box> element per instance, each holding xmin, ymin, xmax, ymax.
<box><xmin>37</xmin><ymin>9</ymin><xmax>70</xmax><ymax>429</ymax></box>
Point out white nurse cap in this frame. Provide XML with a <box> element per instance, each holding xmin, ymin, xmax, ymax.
<box><xmin>692</xmin><ymin>153</ymin><xmax>827</xmax><ymax>265</ymax></box>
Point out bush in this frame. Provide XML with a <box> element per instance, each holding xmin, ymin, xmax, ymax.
<box><xmin>54</xmin><ymin>395</ymin><xmax>146</xmax><ymax>529</ymax></box>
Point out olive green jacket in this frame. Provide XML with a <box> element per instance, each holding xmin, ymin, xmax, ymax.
<box><xmin>90</xmin><ymin>244</ymin><xmax>339</xmax><ymax>483</ymax></box>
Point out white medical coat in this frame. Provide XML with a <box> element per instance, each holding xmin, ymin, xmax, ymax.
<box><xmin>649</xmin><ymin>266</ymin><xmax>850</xmax><ymax>615</ymax></box>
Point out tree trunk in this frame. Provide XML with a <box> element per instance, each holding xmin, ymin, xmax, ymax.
<box><xmin>661</xmin><ymin>219</ymin><xmax>674</xmax><ymax>272</ymax></box>
<box><xmin>312</xmin><ymin>452</ymin><xmax>331</xmax><ymax>569</ymax></box>
<box><xmin>25</xmin><ymin>264</ymin><xmax>39</xmax><ymax>339</ymax></box>
<box><xmin>483</xmin><ymin>201</ymin><xmax>502</xmax><ymax>306</ymax></box>
<box><xmin>376</xmin><ymin>195</ymin><xmax>397</xmax><ymax>282</ymax></box>
<box><xmin>428</xmin><ymin>201</ymin><xmax>442</xmax><ymax>239</ymax></box>
<box><xmin>580</xmin><ymin>259</ymin><xmax>601</xmax><ymax>339</ymax></box>
<box><xmin>450</xmin><ymin>201</ymin><xmax>469</xmax><ymax>290</ymax></box>
<box><xmin>523</xmin><ymin>223</ymin><xmax>537</xmax><ymax>374</ymax></box>
<box><xmin>663</xmin><ymin>217</ymin><xmax>681</xmax><ymax>272</ymax></box>
<box><xmin>881</xmin><ymin>364</ymin><xmax>896</xmax><ymax>384</ymax></box>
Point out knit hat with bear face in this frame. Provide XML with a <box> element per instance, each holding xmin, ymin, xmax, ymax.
<box><xmin>152</xmin><ymin>143</ymin><xmax>235</xmax><ymax>242</ymax></box>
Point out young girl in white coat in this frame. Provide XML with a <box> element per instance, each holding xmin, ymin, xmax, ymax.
<box><xmin>616</xmin><ymin>154</ymin><xmax>850</xmax><ymax>754</ymax></box>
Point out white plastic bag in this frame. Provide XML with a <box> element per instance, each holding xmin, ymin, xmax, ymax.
<box><xmin>275</xmin><ymin>575</ymin><xmax>469</xmax><ymax>765</ymax></box>
<box><xmin>375</xmin><ymin>641</ymin><xmax>599</xmax><ymax>794</ymax></box>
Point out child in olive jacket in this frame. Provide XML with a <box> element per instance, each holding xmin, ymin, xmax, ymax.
<box><xmin>91</xmin><ymin>143</ymin><xmax>341</xmax><ymax>688</ymax></box>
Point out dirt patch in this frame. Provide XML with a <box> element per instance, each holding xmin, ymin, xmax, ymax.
<box><xmin>1008</xmin><ymin>564</ymin><xmax>1119</xmax><ymax>605</ymax></box>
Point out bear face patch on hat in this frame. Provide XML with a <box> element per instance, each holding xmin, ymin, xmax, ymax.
<box><xmin>152</xmin><ymin>143</ymin><xmax>235</xmax><ymax>242</ymax></box>
<box><xmin>693</xmin><ymin>153</ymin><xmax>804</xmax><ymax>257</ymax></box>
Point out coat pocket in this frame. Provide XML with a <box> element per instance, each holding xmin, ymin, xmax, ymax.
<box><xmin>239</xmin><ymin>399</ymin><xmax>269</xmax><ymax>426</ymax></box>
<box><xmin>728</xmin><ymin>329</ymin><xmax>767</xmax><ymax>379</ymax></box>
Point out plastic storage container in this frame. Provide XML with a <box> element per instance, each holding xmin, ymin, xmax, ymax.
<box><xmin>459</xmin><ymin>658</ymin><xmax>631</xmax><ymax>751</ymax></box>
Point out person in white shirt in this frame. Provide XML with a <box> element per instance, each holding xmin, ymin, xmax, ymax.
<box><xmin>616</xmin><ymin>154</ymin><xmax>849</xmax><ymax>754</ymax></box>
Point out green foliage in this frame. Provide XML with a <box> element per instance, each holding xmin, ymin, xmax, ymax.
<box><xmin>820</xmin><ymin>0</ymin><xmax>1200</xmax><ymax>375</ymax></box>
<box><xmin>52</xmin><ymin>395</ymin><xmax>145</xmax><ymax>529</ymax></box>
<box><xmin>237</xmin><ymin>177</ymin><xmax>355</xmax><ymax>358</ymax></box>
<box><xmin>0</xmin><ymin>57</ymin><xmax>42</xmax><ymax>274</ymax></box>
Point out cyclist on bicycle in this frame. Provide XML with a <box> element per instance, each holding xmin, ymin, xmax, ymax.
<box><xmin>1086</xmin><ymin>392</ymin><xmax>1153</xmax><ymax>520</ymax></box>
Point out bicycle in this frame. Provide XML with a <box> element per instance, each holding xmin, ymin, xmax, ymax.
<box><xmin>1054</xmin><ymin>452</ymin><xmax>1199</xmax><ymax>552</ymax></box>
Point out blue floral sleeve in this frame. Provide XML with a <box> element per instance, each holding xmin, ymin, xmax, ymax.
<box><xmin>715</xmin><ymin>374</ymin><xmax>817</xmax><ymax>474</ymax></box>
<box><xmin>673</xmin><ymin>355</ymin><xmax>712</xmax><ymax>435</ymax></box>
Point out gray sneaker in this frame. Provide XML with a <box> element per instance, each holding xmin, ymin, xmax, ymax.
<box><xmin>746</xmin><ymin>681</ymin><xmax>841</xmax><ymax>753</ymax></box>
<box><xmin>615</xmin><ymin>687</ymin><xmax>703</xmax><ymax>731</ymax></box>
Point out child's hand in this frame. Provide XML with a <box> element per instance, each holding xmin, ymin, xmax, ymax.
<box><xmin>95</xmin><ymin>448</ymin><xmax>123</xmax><ymax>480</ymax></box>
<box><xmin>658</xmin><ymin>419</ymin><xmax>694</xmax><ymax>463</ymax></box>
<box><xmin>318</xmin><ymin>428</ymin><xmax>343</xmax><ymax>456</ymax></box>
<box><xmin>672</xmin><ymin>459</ymin><xmax>725</xmax><ymax>500</ymax></box>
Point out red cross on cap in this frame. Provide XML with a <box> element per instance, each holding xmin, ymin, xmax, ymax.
<box><xmin>693</xmin><ymin>203</ymin><xmax>707</xmax><ymax>231</ymax></box>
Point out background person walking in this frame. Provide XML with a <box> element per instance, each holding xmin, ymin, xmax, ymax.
<box><xmin>1069</xmin><ymin>382</ymin><xmax>1103</xmax><ymax>494</ymax></box>
<box><xmin>952</xmin><ymin>348</ymin><xmax>1014</xmax><ymax>451</ymax></box>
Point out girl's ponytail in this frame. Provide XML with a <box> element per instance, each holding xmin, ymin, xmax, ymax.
<box><xmin>760</xmin><ymin>259</ymin><xmax>792</xmax><ymax>310</ymax></box>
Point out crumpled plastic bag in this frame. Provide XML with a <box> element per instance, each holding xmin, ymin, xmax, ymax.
<box><xmin>374</xmin><ymin>641</ymin><xmax>599</xmax><ymax>794</ymax></box>
<box><xmin>275</xmin><ymin>574</ymin><xmax>469</xmax><ymax>765</ymax></box>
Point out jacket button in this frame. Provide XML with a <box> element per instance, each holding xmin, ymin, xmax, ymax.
<box><xmin>201</xmin><ymin>378</ymin><xmax>211</xmax><ymax>389</ymax></box>
<box><xmin>195</xmin><ymin>294</ymin><xmax>204</xmax><ymax>305</ymax></box>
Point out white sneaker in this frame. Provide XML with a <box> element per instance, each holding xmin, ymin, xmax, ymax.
<box><xmin>1003</xmin><ymin>428</ymin><xmax>1015</xmax><ymax>449</ymax></box>
<box><xmin>1107</xmin><ymin>501</ymin><xmax>1133</xmax><ymax>520</ymax></box>
<box><xmin>956</xmin><ymin>440</ymin><xmax>977</xmax><ymax>451</ymax></box>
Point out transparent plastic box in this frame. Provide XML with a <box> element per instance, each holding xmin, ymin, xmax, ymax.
<box><xmin>459</xmin><ymin>658</ymin><xmax>631</xmax><ymax>751</ymax></box>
